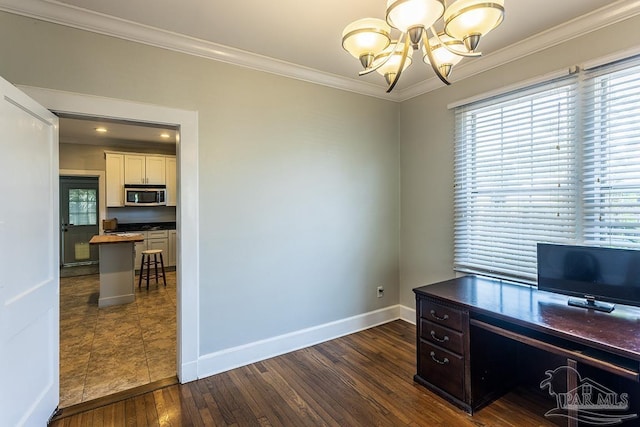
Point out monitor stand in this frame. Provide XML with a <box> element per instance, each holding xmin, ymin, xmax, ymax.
<box><xmin>568</xmin><ymin>296</ymin><xmax>615</xmax><ymax>313</ymax></box>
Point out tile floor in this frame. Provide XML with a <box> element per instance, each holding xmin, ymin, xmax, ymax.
<box><xmin>59</xmin><ymin>270</ymin><xmax>176</xmax><ymax>408</ymax></box>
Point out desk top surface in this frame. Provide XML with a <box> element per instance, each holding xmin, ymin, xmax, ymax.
<box><xmin>414</xmin><ymin>276</ymin><xmax>640</xmax><ymax>361</ymax></box>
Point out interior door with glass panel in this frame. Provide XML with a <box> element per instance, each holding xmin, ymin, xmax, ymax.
<box><xmin>60</xmin><ymin>176</ymin><xmax>99</xmax><ymax>266</ymax></box>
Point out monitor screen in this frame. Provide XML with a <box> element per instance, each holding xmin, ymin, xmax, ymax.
<box><xmin>537</xmin><ymin>243</ymin><xmax>640</xmax><ymax>308</ymax></box>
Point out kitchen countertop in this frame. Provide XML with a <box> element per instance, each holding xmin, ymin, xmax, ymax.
<box><xmin>89</xmin><ymin>233</ymin><xmax>145</xmax><ymax>245</ymax></box>
<box><xmin>105</xmin><ymin>222</ymin><xmax>176</xmax><ymax>233</ymax></box>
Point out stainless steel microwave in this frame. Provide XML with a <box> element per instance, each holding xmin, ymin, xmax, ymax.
<box><xmin>124</xmin><ymin>185</ymin><xmax>167</xmax><ymax>206</ymax></box>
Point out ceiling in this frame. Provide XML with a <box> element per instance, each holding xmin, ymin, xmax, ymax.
<box><xmin>58</xmin><ymin>116</ymin><xmax>177</xmax><ymax>148</ymax></box>
<box><xmin>1</xmin><ymin>0</ymin><xmax>637</xmax><ymax>100</ymax></box>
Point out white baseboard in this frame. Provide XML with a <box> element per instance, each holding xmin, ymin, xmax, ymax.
<box><xmin>179</xmin><ymin>360</ymin><xmax>198</xmax><ymax>383</ymax></box>
<box><xmin>197</xmin><ymin>305</ymin><xmax>402</xmax><ymax>379</ymax></box>
<box><xmin>400</xmin><ymin>305</ymin><xmax>416</xmax><ymax>324</ymax></box>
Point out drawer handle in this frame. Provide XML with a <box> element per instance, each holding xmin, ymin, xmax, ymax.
<box><xmin>430</xmin><ymin>309</ymin><xmax>449</xmax><ymax>321</ymax></box>
<box><xmin>430</xmin><ymin>330</ymin><xmax>449</xmax><ymax>343</ymax></box>
<box><xmin>430</xmin><ymin>351</ymin><xmax>449</xmax><ymax>365</ymax></box>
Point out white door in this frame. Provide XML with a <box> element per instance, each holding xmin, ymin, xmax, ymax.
<box><xmin>0</xmin><ymin>77</ymin><xmax>59</xmax><ymax>426</ymax></box>
<box><xmin>60</xmin><ymin>176</ymin><xmax>100</xmax><ymax>266</ymax></box>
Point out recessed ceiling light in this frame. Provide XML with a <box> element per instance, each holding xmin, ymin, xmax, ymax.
<box><xmin>95</xmin><ymin>127</ymin><xmax>107</xmax><ymax>133</ymax></box>
<box><xmin>160</xmin><ymin>132</ymin><xmax>171</xmax><ymax>139</ymax></box>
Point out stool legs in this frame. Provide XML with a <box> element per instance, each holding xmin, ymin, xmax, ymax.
<box><xmin>159</xmin><ymin>252</ymin><xmax>167</xmax><ymax>287</ymax></box>
<box><xmin>138</xmin><ymin>254</ymin><xmax>145</xmax><ymax>289</ymax></box>
<box><xmin>138</xmin><ymin>251</ymin><xmax>167</xmax><ymax>290</ymax></box>
<box><xmin>146</xmin><ymin>254</ymin><xmax>151</xmax><ymax>290</ymax></box>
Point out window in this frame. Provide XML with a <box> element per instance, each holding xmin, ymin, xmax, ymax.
<box><xmin>68</xmin><ymin>188</ymin><xmax>97</xmax><ymax>226</ymax></box>
<box><xmin>583</xmin><ymin>59</ymin><xmax>640</xmax><ymax>248</ymax></box>
<box><xmin>454</xmin><ymin>55</ymin><xmax>640</xmax><ymax>283</ymax></box>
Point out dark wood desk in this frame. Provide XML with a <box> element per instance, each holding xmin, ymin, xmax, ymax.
<box><xmin>413</xmin><ymin>276</ymin><xmax>640</xmax><ymax>423</ymax></box>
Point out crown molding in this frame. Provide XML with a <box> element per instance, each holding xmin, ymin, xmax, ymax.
<box><xmin>397</xmin><ymin>0</ymin><xmax>640</xmax><ymax>101</ymax></box>
<box><xmin>1</xmin><ymin>0</ymin><xmax>639</xmax><ymax>103</ymax></box>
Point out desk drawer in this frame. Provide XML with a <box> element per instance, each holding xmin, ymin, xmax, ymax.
<box><xmin>420</xmin><ymin>319</ymin><xmax>464</xmax><ymax>354</ymax></box>
<box><xmin>419</xmin><ymin>299</ymin><xmax>463</xmax><ymax>332</ymax></box>
<box><xmin>419</xmin><ymin>340</ymin><xmax>464</xmax><ymax>400</ymax></box>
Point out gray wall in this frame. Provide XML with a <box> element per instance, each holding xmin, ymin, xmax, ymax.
<box><xmin>399</xmin><ymin>14</ymin><xmax>640</xmax><ymax>308</ymax></box>
<box><xmin>0</xmin><ymin>12</ymin><xmax>400</xmax><ymax>355</ymax></box>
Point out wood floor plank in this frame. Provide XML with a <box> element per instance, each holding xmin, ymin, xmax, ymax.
<box><xmin>266</xmin><ymin>357</ymin><xmax>340</xmax><ymax>426</ymax></box>
<box><xmin>153</xmin><ymin>387</ymin><xmax>173</xmax><ymax>427</ymax></box>
<box><xmin>178</xmin><ymin>381</ymin><xmax>206</xmax><ymax>427</ymax></box>
<box><xmin>196</xmin><ymin>379</ymin><xmax>228</xmax><ymax>425</ymax></box>
<box><xmin>50</xmin><ymin>320</ymin><xmax>555</xmax><ymax>427</ymax></box>
<box><xmin>255</xmin><ymin>358</ymin><xmax>328</xmax><ymax>426</ymax></box>
<box><xmin>142</xmin><ymin>392</ymin><xmax>160</xmax><ymax>427</ymax></box>
<box><xmin>273</xmin><ymin>351</ymin><xmax>357</xmax><ymax>426</ymax></box>
<box><xmin>226</xmin><ymin>365</ymin><xmax>293</xmax><ymax>426</ymax></box>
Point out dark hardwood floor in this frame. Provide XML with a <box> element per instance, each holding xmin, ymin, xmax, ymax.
<box><xmin>50</xmin><ymin>320</ymin><xmax>556</xmax><ymax>426</ymax></box>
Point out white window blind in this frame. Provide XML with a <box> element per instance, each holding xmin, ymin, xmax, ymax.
<box><xmin>582</xmin><ymin>56</ymin><xmax>640</xmax><ymax>249</ymax></box>
<box><xmin>454</xmin><ymin>77</ymin><xmax>578</xmax><ymax>282</ymax></box>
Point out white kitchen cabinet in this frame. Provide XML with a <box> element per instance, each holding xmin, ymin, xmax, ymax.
<box><xmin>145</xmin><ymin>156</ymin><xmax>166</xmax><ymax>185</ymax></box>
<box><xmin>165</xmin><ymin>156</ymin><xmax>177</xmax><ymax>207</ymax></box>
<box><xmin>168</xmin><ymin>230</ymin><xmax>177</xmax><ymax>267</ymax></box>
<box><xmin>105</xmin><ymin>153</ymin><xmax>125</xmax><ymax>207</ymax></box>
<box><xmin>124</xmin><ymin>154</ymin><xmax>166</xmax><ymax>185</ymax></box>
<box><xmin>133</xmin><ymin>229</ymin><xmax>170</xmax><ymax>271</ymax></box>
<box><xmin>133</xmin><ymin>231</ymin><xmax>148</xmax><ymax>271</ymax></box>
<box><xmin>147</xmin><ymin>238</ymin><xmax>168</xmax><ymax>260</ymax></box>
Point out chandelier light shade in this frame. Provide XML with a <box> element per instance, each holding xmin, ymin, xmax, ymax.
<box><xmin>375</xmin><ymin>42</ymin><xmax>413</xmax><ymax>84</ymax></box>
<box><xmin>341</xmin><ymin>0</ymin><xmax>505</xmax><ymax>92</ymax></box>
<box><xmin>342</xmin><ymin>18</ymin><xmax>392</xmax><ymax>69</ymax></box>
<box><xmin>423</xmin><ymin>33</ymin><xmax>465</xmax><ymax>78</ymax></box>
<box><xmin>444</xmin><ymin>0</ymin><xmax>505</xmax><ymax>52</ymax></box>
<box><xmin>385</xmin><ymin>0</ymin><xmax>444</xmax><ymax>33</ymax></box>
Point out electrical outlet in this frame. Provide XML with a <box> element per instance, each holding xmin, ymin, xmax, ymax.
<box><xmin>377</xmin><ymin>286</ymin><xmax>384</xmax><ymax>298</ymax></box>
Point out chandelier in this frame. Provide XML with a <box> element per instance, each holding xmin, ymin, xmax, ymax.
<box><xmin>341</xmin><ymin>0</ymin><xmax>505</xmax><ymax>92</ymax></box>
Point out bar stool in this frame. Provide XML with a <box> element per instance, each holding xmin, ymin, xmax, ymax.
<box><xmin>138</xmin><ymin>249</ymin><xmax>167</xmax><ymax>290</ymax></box>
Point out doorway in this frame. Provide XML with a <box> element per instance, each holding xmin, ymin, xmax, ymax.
<box><xmin>19</xmin><ymin>84</ymin><xmax>200</xmax><ymax>405</ymax></box>
<box><xmin>60</xmin><ymin>176</ymin><xmax>99</xmax><ymax>268</ymax></box>
<box><xmin>57</xmin><ymin>115</ymin><xmax>179</xmax><ymax>408</ymax></box>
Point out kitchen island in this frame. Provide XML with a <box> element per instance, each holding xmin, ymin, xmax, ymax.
<box><xmin>89</xmin><ymin>233</ymin><xmax>144</xmax><ymax>308</ymax></box>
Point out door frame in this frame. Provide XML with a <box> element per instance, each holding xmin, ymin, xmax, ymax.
<box><xmin>23</xmin><ymin>86</ymin><xmax>200</xmax><ymax>382</ymax></box>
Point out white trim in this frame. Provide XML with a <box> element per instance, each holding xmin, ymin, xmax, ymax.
<box><xmin>449</xmin><ymin>46</ymin><xmax>640</xmax><ymax>109</ymax></box>
<box><xmin>1</xmin><ymin>0</ymin><xmax>639</xmax><ymax>101</ymax></box>
<box><xmin>59</xmin><ymin>169</ymin><xmax>106</xmax><ymax>235</ymax></box>
<box><xmin>447</xmin><ymin>68</ymin><xmax>570</xmax><ymax>110</ymax></box>
<box><xmin>582</xmin><ymin>45</ymin><xmax>640</xmax><ymax>70</ymax></box>
<box><xmin>399</xmin><ymin>305</ymin><xmax>416</xmax><ymax>325</ymax></box>
<box><xmin>21</xmin><ymin>85</ymin><xmax>200</xmax><ymax>383</ymax></box>
<box><xmin>198</xmin><ymin>305</ymin><xmax>401</xmax><ymax>378</ymax></box>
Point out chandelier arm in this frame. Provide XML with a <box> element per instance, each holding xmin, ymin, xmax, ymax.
<box><xmin>424</xmin><ymin>27</ymin><xmax>451</xmax><ymax>86</ymax></box>
<box><xmin>429</xmin><ymin>26</ymin><xmax>481</xmax><ymax>58</ymax></box>
<box><xmin>386</xmin><ymin>32</ymin><xmax>411</xmax><ymax>93</ymax></box>
<box><xmin>358</xmin><ymin>34</ymin><xmax>406</xmax><ymax>77</ymax></box>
